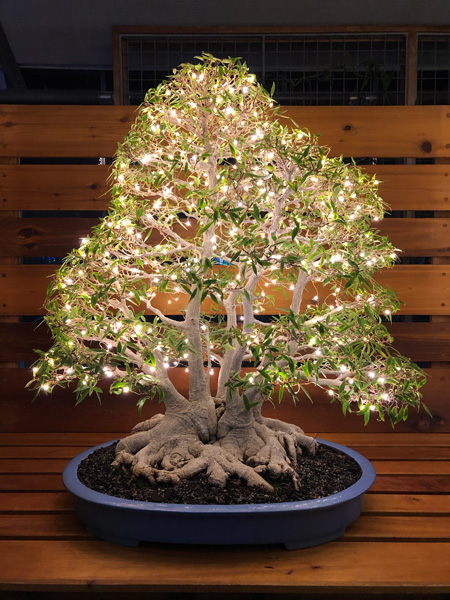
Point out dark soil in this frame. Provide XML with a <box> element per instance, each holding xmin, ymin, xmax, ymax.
<box><xmin>77</xmin><ymin>441</ymin><xmax>362</xmax><ymax>505</ymax></box>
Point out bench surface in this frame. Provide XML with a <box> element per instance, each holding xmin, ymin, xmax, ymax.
<box><xmin>0</xmin><ymin>432</ymin><xmax>449</xmax><ymax>596</ymax></box>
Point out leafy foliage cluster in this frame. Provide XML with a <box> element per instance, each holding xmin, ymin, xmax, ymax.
<box><xmin>29</xmin><ymin>54</ymin><xmax>426</xmax><ymax>426</ymax></box>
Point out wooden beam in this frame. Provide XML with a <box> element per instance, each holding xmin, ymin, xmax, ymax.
<box><xmin>1</xmin><ymin>105</ymin><xmax>450</xmax><ymax>158</ymax></box>
<box><xmin>0</xmin><ymin>164</ymin><xmax>110</xmax><ymax>211</ymax></box>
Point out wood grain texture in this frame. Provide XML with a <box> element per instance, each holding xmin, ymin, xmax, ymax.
<box><xmin>0</xmin><ymin>164</ymin><xmax>110</xmax><ymax>211</ymax></box>
<box><xmin>1</xmin><ymin>105</ymin><xmax>450</xmax><ymax>158</ymax></box>
<box><xmin>1</xmin><ymin>216</ymin><xmax>448</xmax><ymax>258</ymax></box>
<box><xmin>364</xmin><ymin>164</ymin><xmax>450</xmax><ymax>211</ymax></box>
<box><xmin>376</xmin><ymin>219</ymin><xmax>450</xmax><ymax>256</ymax></box>
<box><xmin>286</xmin><ymin>106</ymin><xmax>450</xmax><ymax>158</ymax></box>
<box><xmin>0</xmin><ymin>368</ymin><xmax>447</xmax><ymax>433</ymax></box>
<box><xmin>1</xmin><ymin>264</ymin><xmax>449</xmax><ymax>316</ymax></box>
<box><xmin>2</xmin><ymin>164</ymin><xmax>450</xmax><ymax>212</ymax></box>
<box><xmin>0</xmin><ymin>539</ymin><xmax>449</xmax><ymax>593</ymax></box>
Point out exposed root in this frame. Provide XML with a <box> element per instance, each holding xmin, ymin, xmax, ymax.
<box><xmin>112</xmin><ymin>411</ymin><xmax>318</xmax><ymax>493</ymax></box>
<box><xmin>258</xmin><ymin>416</ymin><xmax>318</xmax><ymax>457</ymax></box>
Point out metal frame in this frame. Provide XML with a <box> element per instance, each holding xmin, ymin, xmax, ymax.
<box><xmin>112</xmin><ymin>26</ymin><xmax>450</xmax><ymax>106</ymax></box>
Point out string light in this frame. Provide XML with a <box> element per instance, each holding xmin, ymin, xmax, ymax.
<box><xmin>29</xmin><ymin>54</ymin><xmax>421</xmax><ymax>433</ymax></box>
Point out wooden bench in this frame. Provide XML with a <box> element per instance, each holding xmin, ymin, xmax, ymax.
<box><xmin>0</xmin><ymin>105</ymin><xmax>449</xmax><ymax>597</ymax></box>
<box><xmin>0</xmin><ymin>432</ymin><xmax>449</xmax><ymax>597</ymax></box>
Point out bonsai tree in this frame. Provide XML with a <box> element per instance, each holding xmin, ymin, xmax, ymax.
<box><xmin>30</xmin><ymin>54</ymin><xmax>425</xmax><ymax>492</ymax></box>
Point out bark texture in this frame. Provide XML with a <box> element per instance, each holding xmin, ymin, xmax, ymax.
<box><xmin>113</xmin><ymin>397</ymin><xmax>317</xmax><ymax>491</ymax></box>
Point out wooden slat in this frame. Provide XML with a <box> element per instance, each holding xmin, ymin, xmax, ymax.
<box><xmin>0</xmin><ymin>513</ymin><xmax>88</xmax><ymax>539</ymax></box>
<box><xmin>2</xmin><ymin>164</ymin><xmax>450</xmax><ymax>212</ymax></box>
<box><xmin>1</xmin><ymin>216</ymin><xmax>448</xmax><ymax>258</ymax></box>
<box><xmin>1</xmin><ymin>264</ymin><xmax>449</xmax><ymax>316</ymax></box>
<box><xmin>370</xmin><ymin>461</ymin><xmax>450</xmax><ymax>475</ymax></box>
<box><xmin>347</xmin><ymin>445</ymin><xmax>450</xmax><ymax>460</ymax></box>
<box><xmin>386</xmin><ymin>322</ymin><xmax>450</xmax><ymax>362</ymax></box>
<box><xmin>0</xmin><ymin>217</ymin><xmax>184</xmax><ymax>257</ymax></box>
<box><xmin>1</xmin><ymin>491</ymin><xmax>448</xmax><ymax>515</ymax></box>
<box><xmin>0</xmin><ymin>492</ymin><xmax>73</xmax><ymax>513</ymax></box>
<box><xmin>0</xmin><ymin>459</ymin><xmax>68</xmax><ymax>473</ymax></box>
<box><xmin>286</xmin><ymin>106</ymin><xmax>450</xmax><ymax>158</ymax></box>
<box><xmin>0</xmin><ymin>474</ymin><xmax>64</xmax><ymax>491</ymax></box>
<box><xmin>0</xmin><ymin>446</ymin><xmax>88</xmax><ymax>458</ymax></box>
<box><xmin>1</xmin><ymin>105</ymin><xmax>450</xmax><ymax>158</ymax></box>
<box><xmin>2</xmin><ymin>321</ymin><xmax>449</xmax><ymax>363</ymax></box>
<box><xmin>0</xmin><ymin>106</ymin><xmax>134</xmax><ymax>158</ymax></box>
<box><xmin>0</xmin><ymin>368</ymin><xmax>448</xmax><ymax>434</ymax></box>
<box><xmin>370</xmin><ymin>475</ymin><xmax>450</xmax><ymax>494</ymax></box>
<box><xmin>363</xmin><ymin>494</ymin><xmax>450</xmax><ymax>514</ymax></box>
<box><xmin>0</xmin><ymin>217</ymin><xmax>98</xmax><ymax>257</ymax></box>
<box><xmin>377</xmin><ymin>219</ymin><xmax>450</xmax><ymax>257</ymax></box>
<box><xmin>345</xmin><ymin>515</ymin><xmax>450</xmax><ymax>540</ymax></box>
<box><xmin>364</xmin><ymin>164</ymin><xmax>450</xmax><ymax>211</ymax></box>
<box><xmin>0</xmin><ymin>540</ymin><xmax>449</xmax><ymax>593</ymax></box>
<box><xmin>0</xmin><ymin>164</ymin><xmax>110</xmax><ymax>211</ymax></box>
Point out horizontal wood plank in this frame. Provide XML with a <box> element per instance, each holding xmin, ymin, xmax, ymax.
<box><xmin>386</xmin><ymin>322</ymin><xmax>450</xmax><ymax>362</ymax></box>
<box><xmin>362</xmin><ymin>493</ymin><xmax>450</xmax><ymax>514</ymax></box>
<box><xmin>1</xmin><ymin>105</ymin><xmax>450</xmax><ymax>158</ymax></box>
<box><xmin>1</xmin><ymin>216</ymin><xmax>449</xmax><ymax>258</ymax></box>
<box><xmin>364</xmin><ymin>164</ymin><xmax>450</xmax><ymax>211</ymax></box>
<box><xmin>345</xmin><ymin>515</ymin><xmax>450</xmax><ymax>541</ymax></box>
<box><xmin>0</xmin><ymin>459</ymin><xmax>68</xmax><ymax>473</ymax></box>
<box><xmin>370</xmin><ymin>475</ymin><xmax>450</xmax><ymax>494</ymax></box>
<box><xmin>1</xmin><ymin>491</ymin><xmax>448</xmax><ymax>515</ymax></box>
<box><xmin>376</xmin><ymin>219</ymin><xmax>450</xmax><ymax>257</ymax></box>
<box><xmin>0</xmin><ymin>217</ymin><xmax>98</xmax><ymax>257</ymax></box>
<box><xmin>2</xmin><ymin>321</ymin><xmax>449</xmax><ymax>363</ymax></box>
<box><xmin>0</xmin><ymin>492</ymin><xmax>73</xmax><ymax>512</ymax></box>
<box><xmin>0</xmin><ymin>446</ymin><xmax>89</xmax><ymax>459</ymax></box>
<box><xmin>0</xmin><ymin>164</ymin><xmax>110</xmax><ymax>211</ymax></box>
<box><xmin>1</xmin><ymin>264</ymin><xmax>449</xmax><ymax>316</ymax></box>
<box><xmin>286</xmin><ymin>106</ymin><xmax>450</xmax><ymax>158</ymax></box>
<box><xmin>370</xmin><ymin>461</ymin><xmax>450</xmax><ymax>475</ymax></box>
<box><xmin>0</xmin><ymin>539</ymin><xmax>449</xmax><ymax>592</ymax></box>
<box><xmin>2</xmin><ymin>164</ymin><xmax>450</xmax><ymax>212</ymax></box>
<box><xmin>1</xmin><ymin>368</ymin><xmax>448</xmax><ymax>433</ymax></box>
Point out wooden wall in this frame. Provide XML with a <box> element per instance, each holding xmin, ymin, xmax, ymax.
<box><xmin>0</xmin><ymin>105</ymin><xmax>449</xmax><ymax>434</ymax></box>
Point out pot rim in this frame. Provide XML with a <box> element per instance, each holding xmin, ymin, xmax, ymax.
<box><xmin>63</xmin><ymin>438</ymin><xmax>376</xmax><ymax>514</ymax></box>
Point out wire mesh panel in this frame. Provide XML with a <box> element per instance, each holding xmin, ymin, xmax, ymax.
<box><xmin>264</xmin><ymin>34</ymin><xmax>406</xmax><ymax>105</ymax></box>
<box><xmin>417</xmin><ymin>34</ymin><xmax>450</xmax><ymax>105</ymax></box>
<box><xmin>123</xmin><ymin>35</ymin><xmax>264</xmax><ymax>105</ymax></box>
<box><xmin>118</xmin><ymin>33</ymin><xmax>407</xmax><ymax>106</ymax></box>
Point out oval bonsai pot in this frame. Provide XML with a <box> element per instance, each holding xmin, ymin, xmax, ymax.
<box><xmin>63</xmin><ymin>438</ymin><xmax>375</xmax><ymax>550</ymax></box>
